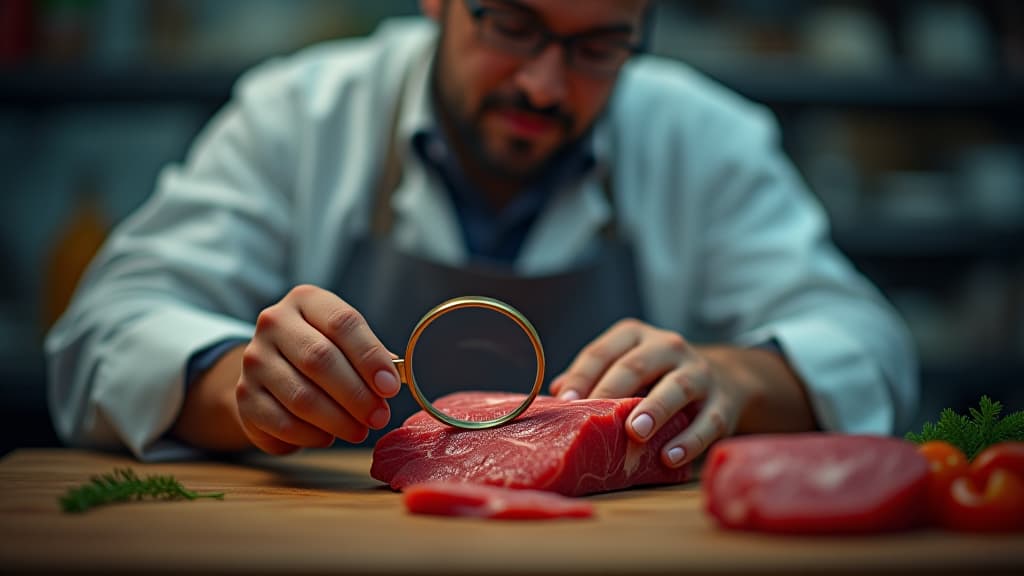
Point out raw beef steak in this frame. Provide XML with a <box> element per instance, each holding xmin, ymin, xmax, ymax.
<box><xmin>371</xmin><ymin>392</ymin><xmax>693</xmax><ymax>496</ymax></box>
<box><xmin>703</xmin><ymin>434</ymin><xmax>929</xmax><ymax>534</ymax></box>
<box><xmin>403</xmin><ymin>481</ymin><xmax>594</xmax><ymax>519</ymax></box>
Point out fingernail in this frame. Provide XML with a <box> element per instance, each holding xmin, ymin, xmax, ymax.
<box><xmin>666</xmin><ymin>446</ymin><xmax>686</xmax><ymax>465</ymax></box>
<box><xmin>559</xmin><ymin>389</ymin><xmax>580</xmax><ymax>401</ymax></box>
<box><xmin>369</xmin><ymin>406</ymin><xmax>390</xmax><ymax>429</ymax></box>
<box><xmin>374</xmin><ymin>370</ymin><xmax>400</xmax><ymax>396</ymax></box>
<box><xmin>631</xmin><ymin>413</ymin><xmax>654</xmax><ymax>439</ymax></box>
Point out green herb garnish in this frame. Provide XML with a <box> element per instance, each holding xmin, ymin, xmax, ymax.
<box><xmin>60</xmin><ymin>468</ymin><xmax>224</xmax><ymax>513</ymax></box>
<box><xmin>906</xmin><ymin>395</ymin><xmax>1024</xmax><ymax>460</ymax></box>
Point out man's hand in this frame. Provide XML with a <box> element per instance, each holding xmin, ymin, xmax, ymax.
<box><xmin>236</xmin><ymin>285</ymin><xmax>401</xmax><ymax>454</ymax></box>
<box><xmin>549</xmin><ymin>319</ymin><xmax>816</xmax><ymax>468</ymax></box>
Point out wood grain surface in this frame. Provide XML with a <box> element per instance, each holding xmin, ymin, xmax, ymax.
<box><xmin>0</xmin><ymin>448</ymin><xmax>1021</xmax><ymax>575</ymax></box>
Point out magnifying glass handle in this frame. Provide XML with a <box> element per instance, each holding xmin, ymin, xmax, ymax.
<box><xmin>392</xmin><ymin>358</ymin><xmax>409</xmax><ymax>386</ymax></box>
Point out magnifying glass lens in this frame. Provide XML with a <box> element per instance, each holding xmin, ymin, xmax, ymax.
<box><xmin>410</xmin><ymin>306</ymin><xmax>539</xmax><ymax>423</ymax></box>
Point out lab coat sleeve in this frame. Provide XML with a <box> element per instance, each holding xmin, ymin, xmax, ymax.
<box><xmin>691</xmin><ymin>107</ymin><xmax>918</xmax><ymax>436</ymax></box>
<box><xmin>44</xmin><ymin>62</ymin><xmax>298</xmax><ymax>458</ymax></box>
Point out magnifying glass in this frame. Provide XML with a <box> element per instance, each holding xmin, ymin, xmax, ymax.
<box><xmin>391</xmin><ymin>296</ymin><xmax>545</xmax><ymax>430</ymax></box>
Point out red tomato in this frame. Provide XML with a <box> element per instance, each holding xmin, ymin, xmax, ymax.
<box><xmin>970</xmin><ymin>442</ymin><xmax>1024</xmax><ymax>486</ymax></box>
<box><xmin>917</xmin><ymin>441</ymin><xmax>969</xmax><ymax>524</ymax></box>
<box><xmin>940</xmin><ymin>469</ymin><xmax>1024</xmax><ymax>532</ymax></box>
<box><xmin>918</xmin><ymin>441</ymin><xmax>969</xmax><ymax>483</ymax></box>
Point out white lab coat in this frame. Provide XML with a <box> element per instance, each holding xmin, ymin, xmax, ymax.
<box><xmin>46</xmin><ymin>18</ymin><xmax>917</xmax><ymax>459</ymax></box>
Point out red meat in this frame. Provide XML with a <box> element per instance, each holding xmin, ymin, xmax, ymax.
<box><xmin>403</xmin><ymin>481</ymin><xmax>594</xmax><ymax>519</ymax></box>
<box><xmin>371</xmin><ymin>392</ymin><xmax>693</xmax><ymax>496</ymax></box>
<box><xmin>703</xmin><ymin>434</ymin><xmax>929</xmax><ymax>534</ymax></box>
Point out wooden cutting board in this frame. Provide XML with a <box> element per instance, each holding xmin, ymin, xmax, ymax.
<box><xmin>0</xmin><ymin>448</ymin><xmax>1021</xmax><ymax>575</ymax></box>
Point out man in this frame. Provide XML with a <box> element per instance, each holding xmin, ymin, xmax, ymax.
<box><xmin>46</xmin><ymin>0</ymin><xmax>917</xmax><ymax>463</ymax></box>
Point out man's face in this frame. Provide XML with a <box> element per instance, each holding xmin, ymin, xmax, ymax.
<box><xmin>427</xmin><ymin>0</ymin><xmax>647</xmax><ymax>180</ymax></box>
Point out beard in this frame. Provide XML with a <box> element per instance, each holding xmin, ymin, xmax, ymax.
<box><xmin>470</xmin><ymin>90</ymin><xmax>575</xmax><ymax>178</ymax></box>
<box><xmin>430</xmin><ymin>36</ymin><xmax>594</xmax><ymax>184</ymax></box>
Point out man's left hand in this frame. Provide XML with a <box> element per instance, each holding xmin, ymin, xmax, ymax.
<box><xmin>549</xmin><ymin>319</ymin><xmax>811</xmax><ymax>468</ymax></box>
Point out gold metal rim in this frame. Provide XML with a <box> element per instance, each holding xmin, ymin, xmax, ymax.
<box><xmin>391</xmin><ymin>296</ymin><xmax>545</xmax><ymax>430</ymax></box>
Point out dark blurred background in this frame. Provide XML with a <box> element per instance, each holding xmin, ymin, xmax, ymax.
<box><xmin>1</xmin><ymin>0</ymin><xmax>1022</xmax><ymax>455</ymax></box>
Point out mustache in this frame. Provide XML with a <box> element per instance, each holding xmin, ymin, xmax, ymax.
<box><xmin>479</xmin><ymin>92</ymin><xmax>573</xmax><ymax>132</ymax></box>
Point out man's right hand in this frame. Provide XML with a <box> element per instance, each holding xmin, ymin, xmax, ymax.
<box><xmin>236</xmin><ymin>284</ymin><xmax>401</xmax><ymax>454</ymax></box>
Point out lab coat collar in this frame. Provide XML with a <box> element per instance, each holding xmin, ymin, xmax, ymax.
<box><xmin>389</xmin><ymin>40</ymin><xmax>468</xmax><ymax>264</ymax></box>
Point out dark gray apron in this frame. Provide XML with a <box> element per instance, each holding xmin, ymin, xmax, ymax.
<box><xmin>333</xmin><ymin>60</ymin><xmax>644</xmax><ymax>439</ymax></box>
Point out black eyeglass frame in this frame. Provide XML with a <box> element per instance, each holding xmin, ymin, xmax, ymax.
<box><xmin>461</xmin><ymin>0</ymin><xmax>650</xmax><ymax>77</ymax></box>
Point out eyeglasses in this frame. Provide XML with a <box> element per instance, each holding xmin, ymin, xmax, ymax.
<box><xmin>462</xmin><ymin>0</ymin><xmax>644</xmax><ymax>78</ymax></box>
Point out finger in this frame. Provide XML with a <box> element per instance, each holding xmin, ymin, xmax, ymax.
<box><xmin>549</xmin><ymin>319</ymin><xmax>644</xmax><ymax>400</ymax></box>
<box><xmin>589</xmin><ymin>331</ymin><xmax>688</xmax><ymax>400</ymax></box>
<box><xmin>236</xmin><ymin>367</ymin><xmax>300</xmax><ymax>455</ymax></box>
<box><xmin>271</xmin><ymin>320</ymin><xmax>390</xmax><ymax>432</ymax></box>
<box><xmin>237</xmin><ymin>384</ymin><xmax>340</xmax><ymax>448</ymax></box>
<box><xmin>264</xmin><ymin>356</ymin><xmax>375</xmax><ymax>441</ymax></box>
<box><xmin>240</xmin><ymin>419</ymin><xmax>301</xmax><ymax>456</ymax></box>
<box><xmin>660</xmin><ymin>395</ymin><xmax>736</xmax><ymax>468</ymax></box>
<box><xmin>243</xmin><ymin>338</ymin><xmax>377</xmax><ymax>439</ymax></box>
<box><xmin>626</xmin><ymin>364</ymin><xmax>710</xmax><ymax>443</ymax></box>
<box><xmin>294</xmin><ymin>286</ymin><xmax>401</xmax><ymax>399</ymax></box>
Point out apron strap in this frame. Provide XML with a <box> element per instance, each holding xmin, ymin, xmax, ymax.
<box><xmin>599</xmin><ymin>165</ymin><xmax>617</xmax><ymax>241</ymax></box>
<box><xmin>371</xmin><ymin>62</ymin><xmax>412</xmax><ymax>237</ymax></box>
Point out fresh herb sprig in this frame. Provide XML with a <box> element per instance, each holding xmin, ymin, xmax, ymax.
<box><xmin>906</xmin><ymin>395</ymin><xmax>1024</xmax><ymax>460</ymax></box>
<box><xmin>60</xmin><ymin>468</ymin><xmax>224</xmax><ymax>513</ymax></box>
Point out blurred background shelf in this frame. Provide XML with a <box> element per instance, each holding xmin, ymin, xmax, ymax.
<box><xmin>834</xmin><ymin>224</ymin><xmax>1024</xmax><ymax>261</ymax></box>
<box><xmin>3</xmin><ymin>67</ymin><xmax>1022</xmax><ymax>110</ymax></box>
<box><xmin>702</xmin><ymin>70</ymin><xmax>1024</xmax><ymax>111</ymax></box>
<box><xmin>0</xmin><ymin>66</ymin><xmax>242</xmax><ymax>107</ymax></box>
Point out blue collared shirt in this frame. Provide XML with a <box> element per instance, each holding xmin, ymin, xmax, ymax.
<box><xmin>411</xmin><ymin>128</ymin><xmax>596</xmax><ymax>266</ymax></box>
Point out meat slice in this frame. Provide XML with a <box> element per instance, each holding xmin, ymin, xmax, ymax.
<box><xmin>403</xmin><ymin>482</ymin><xmax>594</xmax><ymax>519</ymax></box>
<box><xmin>371</xmin><ymin>392</ymin><xmax>693</xmax><ymax>496</ymax></box>
<box><xmin>703</xmin><ymin>434</ymin><xmax>929</xmax><ymax>534</ymax></box>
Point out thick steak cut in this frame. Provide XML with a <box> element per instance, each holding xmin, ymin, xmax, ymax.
<box><xmin>403</xmin><ymin>482</ymin><xmax>594</xmax><ymax>519</ymax></box>
<box><xmin>371</xmin><ymin>392</ymin><xmax>693</xmax><ymax>496</ymax></box>
<box><xmin>703</xmin><ymin>434</ymin><xmax>929</xmax><ymax>534</ymax></box>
